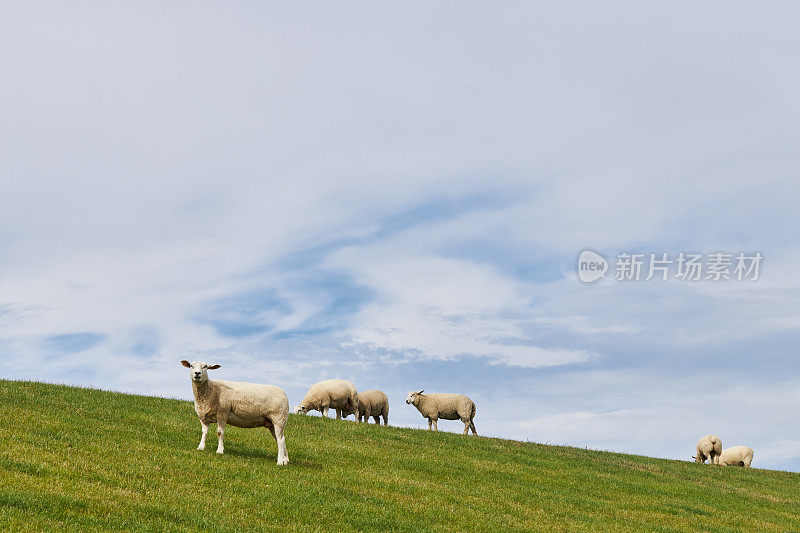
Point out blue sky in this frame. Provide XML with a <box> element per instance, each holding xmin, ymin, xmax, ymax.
<box><xmin>2</xmin><ymin>2</ymin><xmax>800</xmax><ymax>471</ymax></box>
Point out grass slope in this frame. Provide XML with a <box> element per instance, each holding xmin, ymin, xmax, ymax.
<box><xmin>2</xmin><ymin>380</ymin><xmax>799</xmax><ymax>532</ymax></box>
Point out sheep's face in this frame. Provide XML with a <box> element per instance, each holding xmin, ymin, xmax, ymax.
<box><xmin>345</xmin><ymin>399</ymin><xmax>359</xmax><ymax>418</ymax></box>
<box><xmin>292</xmin><ymin>406</ymin><xmax>306</xmax><ymax>415</ymax></box>
<box><xmin>297</xmin><ymin>405</ymin><xmax>310</xmax><ymax>415</ymax></box>
<box><xmin>405</xmin><ymin>390</ymin><xmax>424</xmax><ymax>405</ymax></box>
<box><xmin>180</xmin><ymin>360</ymin><xmax>221</xmax><ymax>383</ymax></box>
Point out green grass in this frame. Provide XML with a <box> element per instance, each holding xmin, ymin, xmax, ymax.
<box><xmin>1</xmin><ymin>380</ymin><xmax>799</xmax><ymax>532</ymax></box>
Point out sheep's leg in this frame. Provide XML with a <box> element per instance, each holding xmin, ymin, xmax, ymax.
<box><xmin>427</xmin><ymin>418</ymin><xmax>432</xmax><ymax>430</ymax></box>
<box><xmin>469</xmin><ymin>421</ymin><xmax>477</xmax><ymax>435</ymax></box>
<box><xmin>267</xmin><ymin>419</ymin><xmax>289</xmax><ymax>466</ymax></box>
<box><xmin>463</xmin><ymin>419</ymin><xmax>470</xmax><ymax>435</ymax></box>
<box><xmin>336</xmin><ymin>409</ymin><xmax>342</xmax><ymax>420</ymax></box>
<box><xmin>432</xmin><ymin>419</ymin><xmax>438</xmax><ymax>431</ymax></box>
<box><xmin>216</xmin><ymin>414</ymin><xmax>228</xmax><ymax>454</ymax></box>
<box><xmin>275</xmin><ymin>423</ymin><xmax>289</xmax><ymax>466</ymax></box>
<box><xmin>382</xmin><ymin>414</ymin><xmax>388</xmax><ymax>426</ymax></box>
<box><xmin>373</xmin><ymin>415</ymin><xmax>380</xmax><ymax>425</ymax></box>
<box><xmin>321</xmin><ymin>406</ymin><xmax>329</xmax><ymax>418</ymax></box>
<box><xmin>198</xmin><ymin>419</ymin><xmax>210</xmax><ymax>451</ymax></box>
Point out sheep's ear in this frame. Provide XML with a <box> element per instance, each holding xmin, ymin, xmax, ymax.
<box><xmin>180</xmin><ymin>360</ymin><xmax>191</xmax><ymax>368</ymax></box>
<box><xmin>417</xmin><ymin>390</ymin><xmax>424</xmax><ymax>394</ymax></box>
<box><xmin>207</xmin><ymin>364</ymin><xmax>221</xmax><ymax>370</ymax></box>
<box><xmin>691</xmin><ymin>456</ymin><xmax>697</xmax><ymax>459</ymax></box>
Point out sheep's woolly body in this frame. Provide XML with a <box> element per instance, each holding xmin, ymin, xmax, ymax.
<box><xmin>299</xmin><ymin>379</ymin><xmax>359</xmax><ymax>419</ymax></box>
<box><xmin>718</xmin><ymin>446</ymin><xmax>755</xmax><ymax>467</ymax></box>
<box><xmin>192</xmin><ymin>380</ymin><xmax>289</xmax><ymax>429</ymax></box>
<box><xmin>182</xmin><ymin>360</ymin><xmax>290</xmax><ymax>465</ymax></box>
<box><xmin>407</xmin><ymin>392</ymin><xmax>477</xmax><ymax>435</ymax></box>
<box><xmin>356</xmin><ymin>390</ymin><xmax>389</xmax><ymax>425</ymax></box>
<box><xmin>695</xmin><ymin>435</ymin><xmax>722</xmax><ymax>464</ymax></box>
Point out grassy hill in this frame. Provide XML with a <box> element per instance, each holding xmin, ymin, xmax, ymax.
<box><xmin>2</xmin><ymin>380</ymin><xmax>799</xmax><ymax>532</ymax></box>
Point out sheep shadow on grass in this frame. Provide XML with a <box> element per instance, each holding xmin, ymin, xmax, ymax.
<box><xmin>206</xmin><ymin>445</ymin><xmax>322</xmax><ymax>469</ymax></box>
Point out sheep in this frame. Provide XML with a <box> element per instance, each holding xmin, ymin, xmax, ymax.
<box><xmin>180</xmin><ymin>360</ymin><xmax>289</xmax><ymax>465</ymax></box>
<box><xmin>356</xmin><ymin>390</ymin><xmax>389</xmax><ymax>425</ymax></box>
<box><xmin>692</xmin><ymin>435</ymin><xmax>722</xmax><ymax>465</ymax></box>
<box><xmin>405</xmin><ymin>390</ymin><xmax>477</xmax><ymax>435</ymax></box>
<box><xmin>717</xmin><ymin>445</ymin><xmax>755</xmax><ymax>467</ymax></box>
<box><xmin>296</xmin><ymin>379</ymin><xmax>359</xmax><ymax>420</ymax></box>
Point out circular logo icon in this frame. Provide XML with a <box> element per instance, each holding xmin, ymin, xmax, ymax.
<box><xmin>577</xmin><ymin>250</ymin><xmax>608</xmax><ymax>283</ymax></box>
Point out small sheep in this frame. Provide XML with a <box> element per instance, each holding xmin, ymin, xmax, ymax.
<box><xmin>356</xmin><ymin>390</ymin><xmax>389</xmax><ymax>425</ymax></box>
<box><xmin>405</xmin><ymin>390</ymin><xmax>477</xmax><ymax>435</ymax></box>
<box><xmin>297</xmin><ymin>379</ymin><xmax>359</xmax><ymax>420</ymax></box>
<box><xmin>692</xmin><ymin>435</ymin><xmax>722</xmax><ymax>465</ymax></box>
<box><xmin>717</xmin><ymin>445</ymin><xmax>755</xmax><ymax>467</ymax></box>
<box><xmin>180</xmin><ymin>360</ymin><xmax>289</xmax><ymax>465</ymax></box>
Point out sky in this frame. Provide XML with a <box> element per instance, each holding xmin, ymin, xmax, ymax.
<box><xmin>2</xmin><ymin>2</ymin><xmax>800</xmax><ymax>471</ymax></box>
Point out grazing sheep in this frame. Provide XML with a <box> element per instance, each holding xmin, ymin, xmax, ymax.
<box><xmin>405</xmin><ymin>390</ymin><xmax>477</xmax><ymax>435</ymax></box>
<box><xmin>180</xmin><ymin>360</ymin><xmax>289</xmax><ymax>465</ymax></box>
<box><xmin>297</xmin><ymin>379</ymin><xmax>359</xmax><ymax>420</ymax></box>
<box><xmin>356</xmin><ymin>390</ymin><xmax>389</xmax><ymax>425</ymax></box>
<box><xmin>717</xmin><ymin>445</ymin><xmax>755</xmax><ymax>467</ymax></box>
<box><xmin>693</xmin><ymin>435</ymin><xmax>723</xmax><ymax>465</ymax></box>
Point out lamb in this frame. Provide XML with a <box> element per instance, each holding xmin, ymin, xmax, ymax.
<box><xmin>717</xmin><ymin>445</ymin><xmax>755</xmax><ymax>467</ymax></box>
<box><xmin>356</xmin><ymin>390</ymin><xmax>389</xmax><ymax>425</ymax></box>
<box><xmin>296</xmin><ymin>379</ymin><xmax>359</xmax><ymax>420</ymax></box>
<box><xmin>180</xmin><ymin>360</ymin><xmax>289</xmax><ymax>465</ymax></box>
<box><xmin>692</xmin><ymin>435</ymin><xmax>722</xmax><ymax>465</ymax></box>
<box><xmin>405</xmin><ymin>390</ymin><xmax>477</xmax><ymax>435</ymax></box>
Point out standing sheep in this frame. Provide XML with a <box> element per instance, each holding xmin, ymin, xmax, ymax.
<box><xmin>693</xmin><ymin>435</ymin><xmax>722</xmax><ymax>465</ymax></box>
<box><xmin>356</xmin><ymin>390</ymin><xmax>389</xmax><ymax>425</ymax></box>
<box><xmin>296</xmin><ymin>379</ymin><xmax>359</xmax><ymax>419</ymax></box>
<box><xmin>405</xmin><ymin>390</ymin><xmax>477</xmax><ymax>435</ymax></box>
<box><xmin>180</xmin><ymin>360</ymin><xmax>289</xmax><ymax>466</ymax></box>
<box><xmin>717</xmin><ymin>446</ymin><xmax>755</xmax><ymax>467</ymax></box>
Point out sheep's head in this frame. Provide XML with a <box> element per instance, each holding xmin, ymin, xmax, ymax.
<box><xmin>405</xmin><ymin>390</ymin><xmax>424</xmax><ymax>405</ymax></box>
<box><xmin>180</xmin><ymin>360</ymin><xmax>221</xmax><ymax>383</ymax></box>
<box><xmin>296</xmin><ymin>405</ymin><xmax>310</xmax><ymax>415</ymax></box>
<box><xmin>344</xmin><ymin>400</ymin><xmax>359</xmax><ymax>418</ymax></box>
<box><xmin>292</xmin><ymin>406</ymin><xmax>306</xmax><ymax>415</ymax></box>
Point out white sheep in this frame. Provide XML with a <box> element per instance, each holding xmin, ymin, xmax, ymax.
<box><xmin>692</xmin><ymin>435</ymin><xmax>722</xmax><ymax>465</ymax></box>
<box><xmin>296</xmin><ymin>379</ymin><xmax>359</xmax><ymax>419</ymax></box>
<box><xmin>356</xmin><ymin>390</ymin><xmax>389</xmax><ymax>425</ymax></box>
<box><xmin>405</xmin><ymin>390</ymin><xmax>477</xmax><ymax>435</ymax></box>
<box><xmin>180</xmin><ymin>360</ymin><xmax>289</xmax><ymax>465</ymax></box>
<box><xmin>717</xmin><ymin>445</ymin><xmax>755</xmax><ymax>467</ymax></box>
